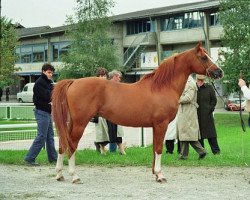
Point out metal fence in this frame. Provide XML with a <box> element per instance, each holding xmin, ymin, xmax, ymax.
<box><xmin>0</xmin><ymin>103</ymin><xmax>35</xmax><ymax>119</ymax></box>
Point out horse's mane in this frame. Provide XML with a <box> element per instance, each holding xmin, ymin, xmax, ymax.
<box><xmin>140</xmin><ymin>55</ymin><xmax>176</xmax><ymax>90</ymax></box>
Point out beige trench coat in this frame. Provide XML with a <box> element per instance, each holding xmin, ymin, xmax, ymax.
<box><xmin>177</xmin><ymin>77</ymin><xmax>200</xmax><ymax>141</ymax></box>
<box><xmin>95</xmin><ymin>117</ymin><xmax>124</xmax><ymax>143</ymax></box>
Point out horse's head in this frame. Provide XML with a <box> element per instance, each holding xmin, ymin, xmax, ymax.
<box><xmin>193</xmin><ymin>42</ymin><xmax>223</xmax><ymax>79</ymax></box>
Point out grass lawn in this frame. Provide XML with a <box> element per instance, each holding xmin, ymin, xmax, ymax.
<box><xmin>0</xmin><ymin>113</ymin><xmax>249</xmax><ymax>167</ymax></box>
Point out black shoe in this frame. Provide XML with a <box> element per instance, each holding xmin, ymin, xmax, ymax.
<box><xmin>199</xmin><ymin>153</ymin><xmax>207</xmax><ymax>160</ymax></box>
<box><xmin>166</xmin><ymin>151</ymin><xmax>173</xmax><ymax>154</ymax></box>
<box><xmin>213</xmin><ymin>151</ymin><xmax>220</xmax><ymax>155</ymax></box>
<box><xmin>24</xmin><ymin>160</ymin><xmax>40</xmax><ymax>166</ymax></box>
<box><xmin>178</xmin><ymin>155</ymin><xmax>187</xmax><ymax>160</ymax></box>
<box><xmin>94</xmin><ymin>142</ymin><xmax>101</xmax><ymax>153</ymax></box>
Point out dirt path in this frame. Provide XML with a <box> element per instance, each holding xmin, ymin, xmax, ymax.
<box><xmin>0</xmin><ymin>164</ymin><xmax>249</xmax><ymax>200</ymax></box>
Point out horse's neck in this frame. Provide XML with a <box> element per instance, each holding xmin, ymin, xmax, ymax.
<box><xmin>171</xmin><ymin>60</ymin><xmax>191</xmax><ymax>98</ymax></box>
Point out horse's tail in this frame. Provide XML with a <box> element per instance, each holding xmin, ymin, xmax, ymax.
<box><xmin>52</xmin><ymin>79</ymin><xmax>74</xmax><ymax>155</ymax></box>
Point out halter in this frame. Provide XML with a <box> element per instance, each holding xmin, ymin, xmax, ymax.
<box><xmin>196</xmin><ymin>52</ymin><xmax>215</xmax><ymax>77</ymax></box>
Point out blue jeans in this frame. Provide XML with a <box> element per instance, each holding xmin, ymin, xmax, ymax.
<box><xmin>109</xmin><ymin>143</ymin><xmax>117</xmax><ymax>152</ymax></box>
<box><xmin>25</xmin><ymin>109</ymin><xmax>57</xmax><ymax>163</ymax></box>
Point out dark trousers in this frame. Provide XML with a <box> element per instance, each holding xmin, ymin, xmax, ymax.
<box><xmin>199</xmin><ymin>137</ymin><xmax>220</xmax><ymax>154</ymax></box>
<box><xmin>180</xmin><ymin>141</ymin><xmax>206</xmax><ymax>158</ymax></box>
<box><xmin>106</xmin><ymin>120</ymin><xmax>122</xmax><ymax>144</ymax></box>
<box><xmin>106</xmin><ymin>120</ymin><xmax>122</xmax><ymax>152</ymax></box>
<box><xmin>165</xmin><ymin>140</ymin><xmax>180</xmax><ymax>154</ymax></box>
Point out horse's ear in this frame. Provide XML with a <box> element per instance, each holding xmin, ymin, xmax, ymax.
<box><xmin>195</xmin><ymin>41</ymin><xmax>202</xmax><ymax>52</ymax></box>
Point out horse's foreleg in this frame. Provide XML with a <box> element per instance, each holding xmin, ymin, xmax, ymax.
<box><xmin>154</xmin><ymin>152</ymin><xmax>165</xmax><ymax>182</ymax></box>
<box><xmin>152</xmin><ymin>124</ymin><xmax>168</xmax><ymax>183</ymax></box>
<box><xmin>55</xmin><ymin>150</ymin><xmax>65</xmax><ymax>181</ymax></box>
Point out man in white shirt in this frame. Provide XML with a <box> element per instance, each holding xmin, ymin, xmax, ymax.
<box><xmin>227</xmin><ymin>78</ymin><xmax>249</xmax><ymax>111</ymax></box>
<box><xmin>238</xmin><ymin>78</ymin><xmax>250</xmax><ymax>100</ymax></box>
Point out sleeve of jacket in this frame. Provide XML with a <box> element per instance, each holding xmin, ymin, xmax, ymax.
<box><xmin>179</xmin><ymin>81</ymin><xmax>196</xmax><ymax>104</ymax></box>
<box><xmin>241</xmin><ymin>85</ymin><xmax>250</xmax><ymax>100</ymax></box>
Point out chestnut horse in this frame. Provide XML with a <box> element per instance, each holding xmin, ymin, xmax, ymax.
<box><xmin>52</xmin><ymin>42</ymin><xmax>223</xmax><ymax>183</ymax></box>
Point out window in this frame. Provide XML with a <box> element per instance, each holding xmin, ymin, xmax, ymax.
<box><xmin>16</xmin><ymin>44</ymin><xmax>48</xmax><ymax>63</ymax></box>
<box><xmin>161</xmin><ymin>12</ymin><xmax>204</xmax><ymax>31</ymax></box>
<box><xmin>23</xmin><ymin>86</ymin><xmax>28</xmax><ymax>92</ymax></box>
<box><xmin>33</xmin><ymin>46</ymin><xmax>45</xmax><ymax>62</ymax></box>
<box><xmin>126</xmin><ymin>20</ymin><xmax>151</xmax><ymax>35</ymax></box>
<box><xmin>21</xmin><ymin>46</ymin><xmax>32</xmax><ymax>63</ymax></box>
<box><xmin>52</xmin><ymin>42</ymin><xmax>71</xmax><ymax>62</ymax></box>
<box><xmin>15</xmin><ymin>47</ymin><xmax>21</xmax><ymax>63</ymax></box>
<box><xmin>210</xmin><ymin>12</ymin><xmax>220</xmax><ymax>26</ymax></box>
<box><xmin>52</xmin><ymin>44</ymin><xmax>59</xmax><ymax>62</ymax></box>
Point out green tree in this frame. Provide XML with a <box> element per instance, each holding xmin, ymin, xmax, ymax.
<box><xmin>59</xmin><ymin>0</ymin><xmax>119</xmax><ymax>79</ymax></box>
<box><xmin>0</xmin><ymin>17</ymin><xmax>18</xmax><ymax>88</ymax></box>
<box><xmin>219</xmin><ymin>0</ymin><xmax>250</xmax><ymax>94</ymax></box>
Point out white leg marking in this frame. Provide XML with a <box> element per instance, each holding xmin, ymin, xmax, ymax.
<box><xmin>68</xmin><ymin>152</ymin><xmax>81</xmax><ymax>183</ymax></box>
<box><xmin>154</xmin><ymin>152</ymin><xmax>166</xmax><ymax>182</ymax></box>
<box><xmin>55</xmin><ymin>153</ymin><xmax>65</xmax><ymax>181</ymax></box>
<box><xmin>154</xmin><ymin>152</ymin><xmax>162</xmax><ymax>173</ymax></box>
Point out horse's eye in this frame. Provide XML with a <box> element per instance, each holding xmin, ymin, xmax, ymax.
<box><xmin>201</xmin><ymin>56</ymin><xmax>208</xmax><ymax>61</ymax></box>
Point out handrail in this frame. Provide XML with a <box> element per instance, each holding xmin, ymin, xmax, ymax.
<box><xmin>123</xmin><ymin>33</ymin><xmax>149</xmax><ymax>67</ymax></box>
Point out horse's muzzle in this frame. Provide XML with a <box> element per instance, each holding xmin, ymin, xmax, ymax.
<box><xmin>210</xmin><ymin>69</ymin><xmax>223</xmax><ymax>79</ymax></box>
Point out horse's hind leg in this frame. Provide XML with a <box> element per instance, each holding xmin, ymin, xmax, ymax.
<box><xmin>68</xmin><ymin>151</ymin><xmax>81</xmax><ymax>183</ymax></box>
<box><xmin>68</xmin><ymin>122</ymin><xmax>86</xmax><ymax>184</ymax></box>
<box><xmin>55</xmin><ymin>148</ymin><xmax>65</xmax><ymax>181</ymax></box>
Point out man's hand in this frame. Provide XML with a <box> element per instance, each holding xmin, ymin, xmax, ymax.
<box><xmin>238</xmin><ymin>79</ymin><xmax>246</xmax><ymax>88</ymax></box>
<box><xmin>228</xmin><ymin>103</ymin><xmax>240</xmax><ymax>111</ymax></box>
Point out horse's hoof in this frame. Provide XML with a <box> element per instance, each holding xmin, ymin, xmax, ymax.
<box><xmin>156</xmin><ymin>177</ymin><xmax>167</xmax><ymax>183</ymax></box>
<box><xmin>56</xmin><ymin>176</ymin><xmax>65</xmax><ymax>181</ymax></box>
<box><xmin>72</xmin><ymin>178</ymin><xmax>82</xmax><ymax>184</ymax></box>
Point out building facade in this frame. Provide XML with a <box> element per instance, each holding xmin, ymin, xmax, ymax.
<box><xmin>14</xmin><ymin>0</ymin><xmax>223</xmax><ymax>104</ymax></box>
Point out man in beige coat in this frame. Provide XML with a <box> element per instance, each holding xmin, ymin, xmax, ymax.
<box><xmin>177</xmin><ymin>76</ymin><xmax>207</xmax><ymax>160</ymax></box>
<box><xmin>94</xmin><ymin>68</ymin><xmax>125</xmax><ymax>155</ymax></box>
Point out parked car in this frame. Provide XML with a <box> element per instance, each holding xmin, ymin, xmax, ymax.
<box><xmin>224</xmin><ymin>93</ymin><xmax>245</xmax><ymax>111</ymax></box>
<box><xmin>17</xmin><ymin>83</ymin><xmax>35</xmax><ymax>103</ymax></box>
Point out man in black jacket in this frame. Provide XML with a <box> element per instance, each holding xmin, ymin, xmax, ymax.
<box><xmin>196</xmin><ymin>74</ymin><xmax>220</xmax><ymax>155</ymax></box>
<box><xmin>24</xmin><ymin>63</ymin><xmax>57</xmax><ymax>165</ymax></box>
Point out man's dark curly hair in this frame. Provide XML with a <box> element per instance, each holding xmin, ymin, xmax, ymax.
<box><xmin>96</xmin><ymin>67</ymin><xmax>108</xmax><ymax>77</ymax></box>
<box><xmin>42</xmin><ymin>63</ymin><xmax>55</xmax><ymax>72</ymax></box>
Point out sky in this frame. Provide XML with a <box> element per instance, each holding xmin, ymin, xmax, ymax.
<box><xmin>1</xmin><ymin>0</ymin><xmax>205</xmax><ymax>28</ymax></box>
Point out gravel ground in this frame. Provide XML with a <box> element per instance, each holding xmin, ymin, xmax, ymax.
<box><xmin>0</xmin><ymin>164</ymin><xmax>249</xmax><ymax>200</ymax></box>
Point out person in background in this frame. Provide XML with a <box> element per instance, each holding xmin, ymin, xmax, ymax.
<box><xmin>196</xmin><ymin>74</ymin><xmax>220</xmax><ymax>155</ymax></box>
<box><xmin>177</xmin><ymin>76</ymin><xmax>207</xmax><ymax>160</ymax></box>
<box><xmin>107</xmin><ymin>70</ymin><xmax>126</xmax><ymax>155</ymax></box>
<box><xmin>5</xmin><ymin>87</ymin><xmax>10</xmax><ymax>101</ymax></box>
<box><xmin>24</xmin><ymin>63</ymin><xmax>57</xmax><ymax>165</ymax></box>
<box><xmin>164</xmin><ymin>116</ymin><xmax>180</xmax><ymax>154</ymax></box>
<box><xmin>93</xmin><ymin>67</ymin><xmax>110</xmax><ymax>154</ymax></box>
<box><xmin>226</xmin><ymin>78</ymin><xmax>250</xmax><ymax>111</ymax></box>
<box><xmin>238</xmin><ymin>78</ymin><xmax>250</xmax><ymax>100</ymax></box>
